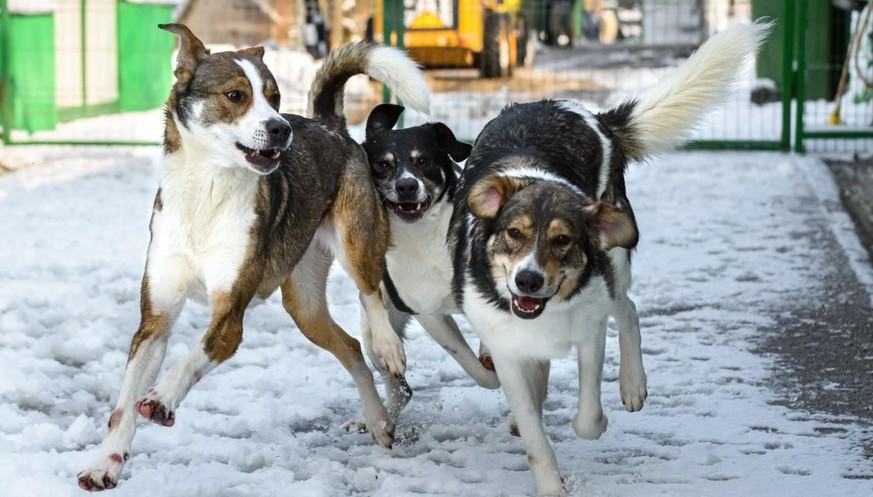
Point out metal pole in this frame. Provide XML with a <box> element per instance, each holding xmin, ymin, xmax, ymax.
<box><xmin>382</xmin><ymin>0</ymin><xmax>396</xmax><ymax>104</ymax></box>
<box><xmin>1</xmin><ymin>0</ymin><xmax>12</xmax><ymax>144</ymax></box>
<box><xmin>793</xmin><ymin>0</ymin><xmax>807</xmax><ymax>153</ymax></box>
<box><xmin>381</xmin><ymin>0</ymin><xmax>407</xmax><ymax>127</ymax></box>
<box><xmin>780</xmin><ymin>0</ymin><xmax>796</xmax><ymax>151</ymax></box>
<box><xmin>80</xmin><ymin>0</ymin><xmax>87</xmax><ymax>112</ymax></box>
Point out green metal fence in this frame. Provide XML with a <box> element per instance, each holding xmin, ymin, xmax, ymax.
<box><xmin>1</xmin><ymin>0</ymin><xmax>871</xmax><ymax>153</ymax></box>
<box><xmin>0</xmin><ymin>0</ymin><xmax>174</xmax><ymax>146</ymax></box>
<box><xmin>793</xmin><ymin>0</ymin><xmax>873</xmax><ymax>153</ymax></box>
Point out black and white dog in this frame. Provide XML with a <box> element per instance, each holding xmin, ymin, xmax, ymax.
<box><xmin>360</xmin><ymin>104</ymin><xmax>499</xmax><ymax>417</ymax></box>
<box><xmin>448</xmin><ymin>23</ymin><xmax>770</xmax><ymax>496</ymax></box>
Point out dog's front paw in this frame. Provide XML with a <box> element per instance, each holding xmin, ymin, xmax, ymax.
<box><xmin>372</xmin><ymin>332</ymin><xmax>407</xmax><ymax>375</ymax></box>
<box><xmin>368</xmin><ymin>415</ymin><xmax>396</xmax><ymax>448</ymax></box>
<box><xmin>77</xmin><ymin>452</ymin><xmax>127</xmax><ymax>492</ymax></box>
<box><xmin>345</xmin><ymin>395</ymin><xmax>396</xmax><ymax>448</ymax></box>
<box><xmin>531</xmin><ymin>465</ymin><xmax>567</xmax><ymax>497</ymax></box>
<box><xmin>536</xmin><ymin>486</ymin><xmax>568</xmax><ymax>497</ymax></box>
<box><xmin>344</xmin><ymin>415</ymin><xmax>395</xmax><ymax>449</ymax></box>
<box><xmin>572</xmin><ymin>410</ymin><xmax>608</xmax><ymax>440</ymax></box>
<box><xmin>619</xmin><ymin>365</ymin><xmax>647</xmax><ymax>412</ymax></box>
<box><xmin>135</xmin><ymin>388</ymin><xmax>176</xmax><ymax>427</ymax></box>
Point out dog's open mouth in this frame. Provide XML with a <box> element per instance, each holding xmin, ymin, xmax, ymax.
<box><xmin>510</xmin><ymin>293</ymin><xmax>549</xmax><ymax>319</ymax></box>
<box><xmin>236</xmin><ymin>143</ymin><xmax>281</xmax><ymax>173</ymax></box>
<box><xmin>386</xmin><ymin>200</ymin><xmax>430</xmax><ymax>221</ymax></box>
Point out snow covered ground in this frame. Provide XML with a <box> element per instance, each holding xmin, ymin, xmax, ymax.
<box><xmin>1</xmin><ymin>147</ymin><xmax>872</xmax><ymax>497</ymax></box>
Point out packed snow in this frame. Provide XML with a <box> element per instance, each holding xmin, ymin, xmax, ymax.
<box><xmin>0</xmin><ymin>146</ymin><xmax>872</xmax><ymax>496</ymax></box>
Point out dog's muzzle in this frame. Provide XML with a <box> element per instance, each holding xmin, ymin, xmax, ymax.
<box><xmin>236</xmin><ymin>118</ymin><xmax>292</xmax><ymax>174</ymax></box>
<box><xmin>386</xmin><ymin>177</ymin><xmax>429</xmax><ymax>222</ymax></box>
<box><xmin>509</xmin><ymin>269</ymin><xmax>550</xmax><ymax>319</ymax></box>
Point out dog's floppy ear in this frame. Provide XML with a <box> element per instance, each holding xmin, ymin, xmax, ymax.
<box><xmin>237</xmin><ymin>46</ymin><xmax>265</xmax><ymax>60</ymax></box>
<box><xmin>366</xmin><ymin>104</ymin><xmax>405</xmax><ymax>137</ymax></box>
<box><xmin>584</xmin><ymin>202</ymin><xmax>639</xmax><ymax>251</ymax></box>
<box><xmin>432</xmin><ymin>122</ymin><xmax>472</xmax><ymax>162</ymax></box>
<box><xmin>159</xmin><ymin>23</ymin><xmax>210</xmax><ymax>86</ymax></box>
<box><xmin>468</xmin><ymin>175</ymin><xmax>526</xmax><ymax>219</ymax></box>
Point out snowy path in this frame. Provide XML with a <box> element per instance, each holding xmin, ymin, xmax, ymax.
<box><xmin>1</xmin><ymin>149</ymin><xmax>871</xmax><ymax>497</ymax></box>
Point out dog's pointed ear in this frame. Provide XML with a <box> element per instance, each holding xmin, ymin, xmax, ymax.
<box><xmin>237</xmin><ymin>46</ymin><xmax>265</xmax><ymax>60</ymax></box>
<box><xmin>468</xmin><ymin>175</ymin><xmax>526</xmax><ymax>219</ymax></box>
<box><xmin>366</xmin><ymin>104</ymin><xmax>405</xmax><ymax>137</ymax></box>
<box><xmin>584</xmin><ymin>202</ymin><xmax>638</xmax><ymax>251</ymax></box>
<box><xmin>432</xmin><ymin>122</ymin><xmax>472</xmax><ymax>162</ymax></box>
<box><xmin>159</xmin><ymin>23</ymin><xmax>210</xmax><ymax>85</ymax></box>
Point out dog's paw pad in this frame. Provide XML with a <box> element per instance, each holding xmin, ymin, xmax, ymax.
<box><xmin>135</xmin><ymin>396</ymin><xmax>176</xmax><ymax>427</ymax></box>
<box><xmin>479</xmin><ymin>354</ymin><xmax>495</xmax><ymax>371</ymax></box>
<box><xmin>77</xmin><ymin>458</ymin><xmax>123</xmax><ymax>492</ymax></box>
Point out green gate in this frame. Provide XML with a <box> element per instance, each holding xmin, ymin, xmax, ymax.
<box><xmin>0</xmin><ymin>0</ymin><xmax>174</xmax><ymax>145</ymax></box>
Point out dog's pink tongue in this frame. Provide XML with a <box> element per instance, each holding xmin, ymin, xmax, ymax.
<box><xmin>517</xmin><ymin>296</ymin><xmax>542</xmax><ymax>310</ymax></box>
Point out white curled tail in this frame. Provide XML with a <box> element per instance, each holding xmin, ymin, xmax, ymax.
<box><xmin>600</xmin><ymin>21</ymin><xmax>772</xmax><ymax>161</ymax></box>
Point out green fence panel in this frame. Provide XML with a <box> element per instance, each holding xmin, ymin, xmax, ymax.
<box><xmin>117</xmin><ymin>1</ymin><xmax>174</xmax><ymax>113</ymax></box>
<box><xmin>8</xmin><ymin>13</ymin><xmax>56</xmax><ymax>132</ymax></box>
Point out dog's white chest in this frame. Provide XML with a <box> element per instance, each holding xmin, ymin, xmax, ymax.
<box><xmin>386</xmin><ymin>200</ymin><xmax>455</xmax><ymax>314</ymax></box>
<box><xmin>463</xmin><ymin>278</ymin><xmax>614</xmax><ymax>360</ymax></box>
<box><xmin>148</xmin><ymin>157</ymin><xmax>259</xmax><ymax>302</ymax></box>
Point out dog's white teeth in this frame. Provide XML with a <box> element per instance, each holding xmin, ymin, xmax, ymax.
<box><xmin>270</xmin><ymin>150</ymin><xmax>280</xmax><ymax>160</ymax></box>
<box><xmin>415</xmin><ymin>203</ymin><xmax>422</xmax><ymax>211</ymax></box>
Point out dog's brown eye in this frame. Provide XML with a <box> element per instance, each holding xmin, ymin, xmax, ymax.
<box><xmin>507</xmin><ymin>228</ymin><xmax>523</xmax><ymax>240</ymax></box>
<box><xmin>416</xmin><ymin>156</ymin><xmax>430</xmax><ymax>166</ymax></box>
<box><xmin>270</xmin><ymin>94</ymin><xmax>280</xmax><ymax>107</ymax></box>
<box><xmin>226</xmin><ymin>90</ymin><xmax>244</xmax><ymax>103</ymax></box>
<box><xmin>553</xmin><ymin>235</ymin><xmax>572</xmax><ymax>247</ymax></box>
<box><xmin>377</xmin><ymin>160</ymin><xmax>392</xmax><ymax>170</ymax></box>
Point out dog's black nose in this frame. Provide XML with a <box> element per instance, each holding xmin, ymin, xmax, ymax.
<box><xmin>515</xmin><ymin>270</ymin><xmax>544</xmax><ymax>294</ymax></box>
<box><xmin>266</xmin><ymin>118</ymin><xmax>292</xmax><ymax>144</ymax></box>
<box><xmin>396</xmin><ymin>177</ymin><xmax>419</xmax><ymax>197</ymax></box>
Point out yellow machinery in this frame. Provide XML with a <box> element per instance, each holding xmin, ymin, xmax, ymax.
<box><xmin>374</xmin><ymin>0</ymin><xmax>531</xmax><ymax>78</ymax></box>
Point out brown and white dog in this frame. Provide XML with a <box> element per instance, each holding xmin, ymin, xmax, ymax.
<box><xmin>77</xmin><ymin>24</ymin><xmax>430</xmax><ymax>491</ymax></box>
<box><xmin>448</xmin><ymin>23</ymin><xmax>770</xmax><ymax>496</ymax></box>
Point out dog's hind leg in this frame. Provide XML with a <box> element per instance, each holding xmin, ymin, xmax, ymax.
<box><xmin>416</xmin><ymin>314</ymin><xmax>500</xmax><ymax>389</ymax></box>
<box><xmin>281</xmin><ymin>244</ymin><xmax>395</xmax><ymax>448</ymax></box>
<box><xmin>613</xmin><ymin>295</ymin><xmax>647</xmax><ymax>412</ymax></box>
<box><xmin>332</xmin><ymin>166</ymin><xmax>407</xmax><ymax>376</ymax></box>
<box><xmin>78</xmin><ymin>249</ymin><xmax>189</xmax><ymax>491</ymax></box>
<box><xmin>361</xmin><ymin>295</ymin><xmax>413</xmax><ymax>418</ymax></box>
<box><xmin>572</xmin><ymin>316</ymin><xmax>609</xmax><ymax>440</ymax></box>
